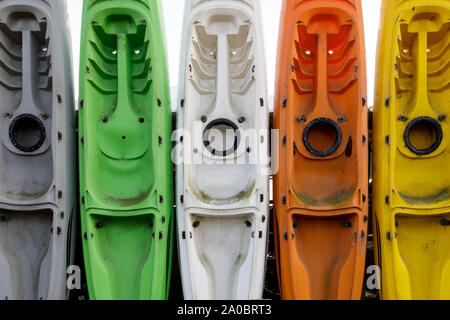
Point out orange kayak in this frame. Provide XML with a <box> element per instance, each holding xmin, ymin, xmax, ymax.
<box><xmin>273</xmin><ymin>0</ymin><xmax>369</xmax><ymax>300</ymax></box>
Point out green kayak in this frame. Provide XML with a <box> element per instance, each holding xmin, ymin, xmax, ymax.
<box><xmin>78</xmin><ymin>0</ymin><xmax>173</xmax><ymax>300</ymax></box>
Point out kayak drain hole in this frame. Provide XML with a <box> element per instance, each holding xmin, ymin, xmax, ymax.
<box><xmin>9</xmin><ymin>114</ymin><xmax>46</xmax><ymax>152</ymax></box>
<box><xmin>303</xmin><ymin>118</ymin><xmax>341</xmax><ymax>157</ymax></box>
<box><xmin>404</xmin><ymin>117</ymin><xmax>442</xmax><ymax>155</ymax></box>
<box><xmin>203</xmin><ymin>119</ymin><xmax>240</xmax><ymax>157</ymax></box>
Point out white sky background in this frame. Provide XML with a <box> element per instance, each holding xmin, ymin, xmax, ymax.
<box><xmin>67</xmin><ymin>0</ymin><xmax>382</xmax><ymax>109</ymax></box>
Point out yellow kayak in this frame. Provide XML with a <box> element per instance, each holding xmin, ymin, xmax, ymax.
<box><xmin>373</xmin><ymin>0</ymin><xmax>450</xmax><ymax>300</ymax></box>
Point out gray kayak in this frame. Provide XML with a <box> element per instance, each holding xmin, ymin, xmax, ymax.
<box><xmin>0</xmin><ymin>0</ymin><xmax>76</xmax><ymax>300</ymax></box>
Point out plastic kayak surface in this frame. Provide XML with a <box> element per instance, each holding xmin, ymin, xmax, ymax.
<box><xmin>0</xmin><ymin>0</ymin><xmax>76</xmax><ymax>300</ymax></box>
<box><xmin>373</xmin><ymin>0</ymin><xmax>450</xmax><ymax>300</ymax></box>
<box><xmin>273</xmin><ymin>0</ymin><xmax>369</xmax><ymax>300</ymax></box>
<box><xmin>176</xmin><ymin>0</ymin><xmax>270</xmax><ymax>300</ymax></box>
<box><xmin>78</xmin><ymin>0</ymin><xmax>173</xmax><ymax>300</ymax></box>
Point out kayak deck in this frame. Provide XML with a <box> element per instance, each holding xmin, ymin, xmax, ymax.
<box><xmin>274</xmin><ymin>0</ymin><xmax>368</xmax><ymax>300</ymax></box>
<box><xmin>176</xmin><ymin>0</ymin><xmax>269</xmax><ymax>300</ymax></box>
<box><xmin>373</xmin><ymin>0</ymin><xmax>450</xmax><ymax>300</ymax></box>
<box><xmin>79</xmin><ymin>0</ymin><xmax>173</xmax><ymax>300</ymax></box>
<box><xmin>0</xmin><ymin>0</ymin><xmax>76</xmax><ymax>300</ymax></box>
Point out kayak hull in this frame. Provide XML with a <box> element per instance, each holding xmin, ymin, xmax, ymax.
<box><xmin>373</xmin><ymin>0</ymin><xmax>450</xmax><ymax>300</ymax></box>
<box><xmin>274</xmin><ymin>0</ymin><xmax>369</xmax><ymax>300</ymax></box>
<box><xmin>176</xmin><ymin>0</ymin><xmax>270</xmax><ymax>300</ymax></box>
<box><xmin>78</xmin><ymin>0</ymin><xmax>173</xmax><ymax>300</ymax></box>
<box><xmin>0</xmin><ymin>0</ymin><xmax>76</xmax><ymax>300</ymax></box>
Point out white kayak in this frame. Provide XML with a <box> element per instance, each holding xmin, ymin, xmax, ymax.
<box><xmin>0</xmin><ymin>0</ymin><xmax>76</xmax><ymax>300</ymax></box>
<box><xmin>176</xmin><ymin>0</ymin><xmax>270</xmax><ymax>300</ymax></box>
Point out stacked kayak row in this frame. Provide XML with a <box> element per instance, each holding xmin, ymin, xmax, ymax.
<box><xmin>0</xmin><ymin>0</ymin><xmax>448</xmax><ymax>301</ymax></box>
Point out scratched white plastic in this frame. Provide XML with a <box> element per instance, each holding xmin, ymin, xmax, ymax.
<box><xmin>0</xmin><ymin>0</ymin><xmax>76</xmax><ymax>300</ymax></box>
<box><xmin>176</xmin><ymin>0</ymin><xmax>269</xmax><ymax>300</ymax></box>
